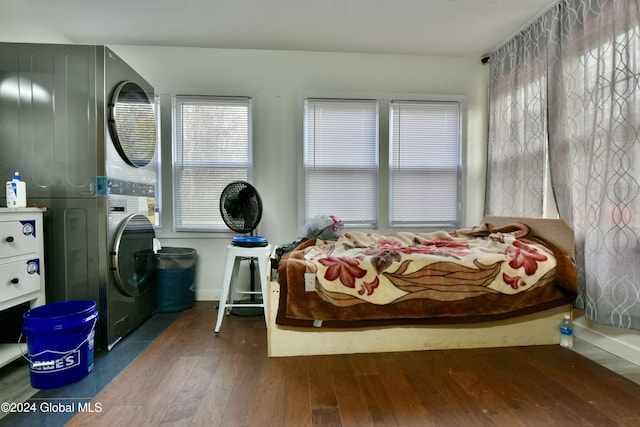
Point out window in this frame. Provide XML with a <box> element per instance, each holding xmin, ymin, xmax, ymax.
<box><xmin>303</xmin><ymin>97</ymin><xmax>463</xmax><ymax>230</ymax></box>
<box><xmin>389</xmin><ymin>101</ymin><xmax>461</xmax><ymax>227</ymax></box>
<box><xmin>174</xmin><ymin>96</ymin><xmax>251</xmax><ymax>231</ymax></box>
<box><xmin>304</xmin><ymin>99</ymin><xmax>378</xmax><ymax>226</ymax></box>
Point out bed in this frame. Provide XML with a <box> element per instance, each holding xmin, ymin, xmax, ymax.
<box><xmin>267</xmin><ymin>216</ymin><xmax>578</xmax><ymax>357</ymax></box>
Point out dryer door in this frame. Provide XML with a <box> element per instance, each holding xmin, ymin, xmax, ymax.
<box><xmin>112</xmin><ymin>213</ymin><xmax>156</xmax><ymax>297</ymax></box>
<box><xmin>108</xmin><ymin>81</ymin><xmax>157</xmax><ymax>167</ymax></box>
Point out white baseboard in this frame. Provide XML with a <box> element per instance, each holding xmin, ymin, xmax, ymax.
<box><xmin>195</xmin><ymin>290</ymin><xmax>220</xmax><ymax>301</ymax></box>
<box><xmin>574</xmin><ymin>312</ymin><xmax>640</xmax><ymax>367</ymax></box>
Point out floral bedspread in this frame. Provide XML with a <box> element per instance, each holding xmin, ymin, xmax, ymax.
<box><xmin>305</xmin><ymin>224</ymin><xmax>557</xmax><ymax>307</ymax></box>
<box><xmin>276</xmin><ymin>222</ymin><xmax>578</xmax><ymax>327</ymax></box>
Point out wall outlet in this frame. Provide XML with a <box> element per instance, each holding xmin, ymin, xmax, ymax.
<box><xmin>304</xmin><ymin>273</ymin><xmax>316</xmax><ymax>292</ymax></box>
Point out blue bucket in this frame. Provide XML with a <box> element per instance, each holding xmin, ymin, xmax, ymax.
<box><xmin>21</xmin><ymin>300</ymin><xmax>98</xmax><ymax>389</ymax></box>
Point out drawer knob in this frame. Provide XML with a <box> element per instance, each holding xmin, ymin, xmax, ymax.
<box><xmin>5</xmin><ymin>236</ymin><xmax>14</xmax><ymax>243</ymax></box>
<box><xmin>10</xmin><ymin>278</ymin><xmax>19</xmax><ymax>285</ymax></box>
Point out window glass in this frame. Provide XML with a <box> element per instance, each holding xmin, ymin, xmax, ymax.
<box><xmin>174</xmin><ymin>96</ymin><xmax>251</xmax><ymax>231</ymax></box>
<box><xmin>389</xmin><ymin>100</ymin><xmax>461</xmax><ymax>226</ymax></box>
<box><xmin>304</xmin><ymin>99</ymin><xmax>378</xmax><ymax>226</ymax></box>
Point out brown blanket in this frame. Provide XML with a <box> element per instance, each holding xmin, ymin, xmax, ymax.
<box><xmin>276</xmin><ymin>223</ymin><xmax>578</xmax><ymax>328</ymax></box>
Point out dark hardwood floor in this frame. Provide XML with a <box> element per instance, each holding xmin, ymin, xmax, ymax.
<box><xmin>67</xmin><ymin>302</ymin><xmax>640</xmax><ymax>426</ymax></box>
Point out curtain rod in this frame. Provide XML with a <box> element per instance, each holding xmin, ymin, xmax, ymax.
<box><xmin>486</xmin><ymin>0</ymin><xmax>561</xmax><ymax>56</ymax></box>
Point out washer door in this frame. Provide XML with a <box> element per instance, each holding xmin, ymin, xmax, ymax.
<box><xmin>112</xmin><ymin>214</ymin><xmax>156</xmax><ymax>297</ymax></box>
<box><xmin>108</xmin><ymin>81</ymin><xmax>157</xmax><ymax>168</ymax></box>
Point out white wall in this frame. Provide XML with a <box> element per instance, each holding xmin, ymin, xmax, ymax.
<box><xmin>0</xmin><ymin>3</ymin><xmax>71</xmax><ymax>44</ymax></box>
<box><xmin>4</xmin><ymin>10</ymin><xmax>639</xmax><ymax>368</ymax></box>
<box><xmin>109</xmin><ymin>45</ymin><xmax>490</xmax><ymax>300</ymax></box>
<box><xmin>0</xmin><ymin>6</ymin><xmax>489</xmax><ymax>300</ymax></box>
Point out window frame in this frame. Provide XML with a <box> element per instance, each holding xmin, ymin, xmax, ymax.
<box><xmin>388</xmin><ymin>99</ymin><xmax>463</xmax><ymax>228</ymax></box>
<box><xmin>172</xmin><ymin>95</ymin><xmax>253</xmax><ymax>232</ymax></box>
<box><xmin>300</xmin><ymin>93</ymin><xmax>466</xmax><ymax>232</ymax></box>
<box><xmin>303</xmin><ymin>98</ymin><xmax>380</xmax><ymax>228</ymax></box>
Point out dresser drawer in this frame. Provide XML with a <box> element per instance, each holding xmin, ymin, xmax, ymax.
<box><xmin>0</xmin><ymin>219</ymin><xmax>38</xmax><ymax>260</ymax></box>
<box><xmin>0</xmin><ymin>258</ymin><xmax>42</xmax><ymax>304</ymax></box>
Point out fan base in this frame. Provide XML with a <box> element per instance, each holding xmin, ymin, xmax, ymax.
<box><xmin>231</xmin><ymin>236</ymin><xmax>268</xmax><ymax>247</ymax></box>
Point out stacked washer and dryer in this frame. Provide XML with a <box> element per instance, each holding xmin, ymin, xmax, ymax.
<box><xmin>0</xmin><ymin>42</ymin><xmax>159</xmax><ymax>350</ymax></box>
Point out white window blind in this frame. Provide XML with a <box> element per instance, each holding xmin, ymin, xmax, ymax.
<box><xmin>174</xmin><ymin>96</ymin><xmax>251</xmax><ymax>230</ymax></box>
<box><xmin>389</xmin><ymin>100</ymin><xmax>461</xmax><ymax>226</ymax></box>
<box><xmin>304</xmin><ymin>99</ymin><xmax>378</xmax><ymax>226</ymax></box>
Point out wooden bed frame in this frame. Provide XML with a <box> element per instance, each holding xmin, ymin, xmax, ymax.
<box><xmin>267</xmin><ymin>216</ymin><xmax>575</xmax><ymax>357</ymax></box>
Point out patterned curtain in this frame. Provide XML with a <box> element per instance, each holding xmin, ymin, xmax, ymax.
<box><xmin>487</xmin><ymin>0</ymin><xmax>640</xmax><ymax>329</ymax></box>
<box><xmin>485</xmin><ymin>17</ymin><xmax>552</xmax><ymax>217</ymax></box>
<box><xmin>548</xmin><ymin>0</ymin><xmax>640</xmax><ymax>329</ymax></box>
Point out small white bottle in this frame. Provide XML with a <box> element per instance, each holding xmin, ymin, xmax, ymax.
<box><xmin>559</xmin><ymin>314</ymin><xmax>574</xmax><ymax>348</ymax></box>
<box><xmin>6</xmin><ymin>171</ymin><xmax>27</xmax><ymax>208</ymax></box>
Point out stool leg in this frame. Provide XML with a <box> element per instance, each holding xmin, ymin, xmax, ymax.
<box><xmin>215</xmin><ymin>250</ymin><xmax>236</xmax><ymax>333</ymax></box>
<box><xmin>258</xmin><ymin>252</ymin><xmax>270</xmax><ymax>328</ymax></box>
<box><xmin>228</xmin><ymin>256</ymin><xmax>242</xmax><ymax>313</ymax></box>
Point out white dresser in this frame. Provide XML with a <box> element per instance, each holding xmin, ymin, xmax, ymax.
<box><xmin>0</xmin><ymin>207</ymin><xmax>46</xmax><ymax>368</ymax></box>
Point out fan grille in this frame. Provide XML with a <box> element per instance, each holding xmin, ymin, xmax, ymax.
<box><xmin>219</xmin><ymin>181</ymin><xmax>263</xmax><ymax>234</ymax></box>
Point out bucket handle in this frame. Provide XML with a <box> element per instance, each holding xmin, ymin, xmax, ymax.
<box><xmin>18</xmin><ymin>317</ymin><xmax>97</xmax><ymax>369</ymax></box>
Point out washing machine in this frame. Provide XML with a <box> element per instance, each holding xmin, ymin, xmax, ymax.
<box><xmin>0</xmin><ymin>42</ymin><xmax>159</xmax><ymax>349</ymax></box>
<box><xmin>103</xmin><ymin>51</ymin><xmax>159</xmax><ymax>349</ymax></box>
<box><xmin>106</xmin><ymin>191</ymin><xmax>157</xmax><ymax>349</ymax></box>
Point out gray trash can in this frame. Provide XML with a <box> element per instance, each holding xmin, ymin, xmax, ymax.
<box><xmin>156</xmin><ymin>247</ymin><xmax>197</xmax><ymax>313</ymax></box>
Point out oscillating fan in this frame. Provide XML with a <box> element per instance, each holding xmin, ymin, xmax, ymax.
<box><xmin>219</xmin><ymin>181</ymin><xmax>268</xmax><ymax>247</ymax></box>
<box><xmin>219</xmin><ymin>181</ymin><xmax>268</xmax><ymax>315</ymax></box>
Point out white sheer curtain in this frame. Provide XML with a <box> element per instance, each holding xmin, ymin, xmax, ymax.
<box><xmin>548</xmin><ymin>0</ymin><xmax>640</xmax><ymax>329</ymax></box>
<box><xmin>486</xmin><ymin>0</ymin><xmax>640</xmax><ymax>329</ymax></box>
<box><xmin>485</xmin><ymin>16</ymin><xmax>552</xmax><ymax>217</ymax></box>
